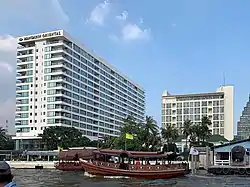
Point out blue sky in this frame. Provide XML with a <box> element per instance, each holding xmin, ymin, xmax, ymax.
<box><xmin>0</xmin><ymin>0</ymin><xmax>250</xmax><ymax>133</ymax></box>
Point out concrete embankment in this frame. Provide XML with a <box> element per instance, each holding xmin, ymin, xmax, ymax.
<box><xmin>6</xmin><ymin>161</ymin><xmax>56</xmax><ymax>169</ymax></box>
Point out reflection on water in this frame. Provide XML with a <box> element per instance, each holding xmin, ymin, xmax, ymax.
<box><xmin>12</xmin><ymin>169</ymin><xmax>250</xmax><ymax>187</ymax></box>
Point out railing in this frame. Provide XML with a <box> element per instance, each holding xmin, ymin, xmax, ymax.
<box><xmin>215</xmin><ymin>160</ymin><xmax>230</xmax><ymax>165</ymax></box>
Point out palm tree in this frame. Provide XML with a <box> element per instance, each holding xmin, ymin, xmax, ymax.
<box><xmin>200</xmin><ymin>116</ymin><xmax>212</xmax><ymax>142</ymax></box>
<box><xmin>161</xmin><ymin>124</ymin><xmax>179</xmax><ymax>143</ymax></box>
<box><xmin>120</xmin><ymin>116</ymin><xmax>138</xmax><ymax>135</ymax></box>
<box><xmin>0</xmin><ymin>127</ymin><xmax>7</xmax><ymax>149</ymax></box>
<box><xmin>143</xmin><ymin>116</ymin><xmax>159</xmax><ymax>150</ymax></box>
<box><xmin>182</xmin><ymin>120</ymin><xmax>192</xmax><ymax>151</ymax></box>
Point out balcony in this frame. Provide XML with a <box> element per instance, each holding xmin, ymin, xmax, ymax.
<box><xmin>16</xmin><ymin>72</ymin><xmax>22</xmax><ymax>77</ymax></box>
<box><xmin>16</xmin><ymin>107</ymin><xmax>21</xmax><ymax>112</ymax></box>
<box><xmin>15</xmin><ymin>121</ymin><xmax>21</xmax><ymax>126</ymax></box>
<box><xmin>16</xmin><ymin>93</ymin><xmax>22</xmax><ymax>97</ymax></box>
<box><xmin>17</xmin><ymin>49</ymin><xmax>33</xmax><ymax>56</ymax></box>
<box><xmin>15</xmin><ymin>114</ymin><xmax>21</xmax><ymax>118</ymax></box>
<box><xmin>16</xmin><ymin>86</ymin><xmax>22</xmax><ymax>91</ymax></box>
<box><xmin>16</xmin><ymin>79</ymin><xmax>22</xmax><ymax>84</ymax></box>
<box><xmin>16</xmin><ymin>99</ymin><xmax>22</xmax><ymax>104</ymax></box>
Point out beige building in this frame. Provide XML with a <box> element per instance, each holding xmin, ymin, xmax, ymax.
<box><xmin>161</xmin><ymin>86</ymin><xmax>234</xmax><ymax>140</ymax></box>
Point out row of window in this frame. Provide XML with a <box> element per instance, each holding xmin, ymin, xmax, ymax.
<box><xmin>163</xmin><ymin>100</ymin><xmax>224</xmax><ymax>108</ymax></box>
<box><xmin>44</xmin><ymin>47</ymin><xmax>144</xmax><ymax>100</ymax></box>
<box><xmin>162</xmin><ymin>107</ymin><xmax>224</xmax><ymax>115</ymax></box>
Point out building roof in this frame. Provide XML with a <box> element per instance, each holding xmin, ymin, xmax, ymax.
<box><xmin>162</xmin><ymin>92</ymin><xmax>224</xmax><ymax>98</ymax></box>
<box><xmin>212</xmin><ymin>138</ymin><xmax>250</xmax><ymax>149</ymax></box>
<box><xmin>175</xmin><ymin>135</ymin><xmax>228</xmax><ymax>143</ymax></box>
<box><xmin>207</xmin><ymin>135</ymin><xmax>228</xmax><ymax>142</ymax></box>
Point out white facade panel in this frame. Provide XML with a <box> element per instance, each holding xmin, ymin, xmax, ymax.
<box><xmin>14</xmin><ymin>30</ymin><xmax>145</xmax><ymax>147</ymax></box>
<box><xmin>161</xmin><ymin>86</ymin><xmax>234</xmax><ymax>140</ymax></box>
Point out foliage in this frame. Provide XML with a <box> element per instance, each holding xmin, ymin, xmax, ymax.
<box><xmin>182</xmin><ymin>120</ymin><xmax>192</xmax><ymax>150</ymax></box>
<box><xmin>39</xmin><ymin>126</ymin><xmax>91</xmax><ymax>150</ymax></box>
<box><xmin>0</xmin><ymin>128</ymin><xmax>14</xmax><ymax>150</ymax></box>
<box><xmin>37</xmin><ymin>115</ymin><xmax>212</xmax><ymax>153</ymax></box>
<box><xmin>102</xmin><ymin>116</ymin><xmax>162</xmax><ymax>152</ymax></box>
<box><xmin>161</xmin><ymin>124</ymin><xmax>178</xmax><ymax>143</ymax></box>
<box><xmin>186</xmin><ymin>116</ymin><xmax>212</xmax><ymax>147</ymax></box>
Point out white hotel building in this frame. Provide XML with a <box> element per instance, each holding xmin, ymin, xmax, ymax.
<box><xmin>14</xmin><ymin>30</ymin><xmax>145</xmax><ymax>150</ymax></box>
<box><xmin>161</xmin><ymin>86</ymin><xmax>234</xmax><ymax>140</ymax></box>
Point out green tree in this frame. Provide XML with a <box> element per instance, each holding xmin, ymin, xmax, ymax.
<box><xmin>161</xmin><ymin>124</ymin><xmax>179</xmax><ymax>143</ymax></box>
<box><xmin>39</xmin><ymin>126</ymin><xmax>91</xmax><ymax>150</ymax></box>
<box><xmin>189</xmin><ymin>116</ymin><xmax>212</xmax><ymax>146</ymax></box>
<box><xmin>110</xmin><ymin>115</ymin><xmax>162</xmax><ymax>152</ymax></box>
<box><xmin>182</xmin><ymin>120</ymin><xmax>192</xmax><ymax>150</ymax></box>
<box><xmin>141</xmin><ymin>116</ymin><xmax>160</xmax><ymax>151</ymax></box>
<box><xmin>200</xmin><ymin>116</ymin><xmax>212</xmax><ymax>142</ymax></box>
<box><xmin>0</xmin><ymin>128</ymin><xmax>14</xmax><ymax>150</ymax></box>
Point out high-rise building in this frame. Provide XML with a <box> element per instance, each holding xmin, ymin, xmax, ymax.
<box><xmin>161</xmin><ymin>86</ymin><xmax>234</xmax><ymax>140</ymax></box>
<box><xmin>237</xmin><ymin>95</ymin><xmax>250</xmax><ymax>140</ymax></box>
<box><xmin>14</xmin><ymin>30</ymin><xmax>145</xmax><ymax>150</ymax></box>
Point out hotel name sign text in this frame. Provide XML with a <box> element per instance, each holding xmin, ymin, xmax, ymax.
<box><xmin>19</xmin><ymin>31</ymin><xmax>62</xmax><ymax>42</ymax></box>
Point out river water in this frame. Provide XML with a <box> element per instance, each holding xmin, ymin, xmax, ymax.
<box><xmin>12</xmin><ymin>169</ymin><xmax>250</xmax><ymax>187</ymax></box>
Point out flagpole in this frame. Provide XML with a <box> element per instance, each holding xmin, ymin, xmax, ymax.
<box><xmin>125</xmin><ymin>138</ymin><xmax>127</xmax><ymax>151</ymax></box>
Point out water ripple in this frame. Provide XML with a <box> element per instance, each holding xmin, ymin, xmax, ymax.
<box><xmin>11</xmin><ymin>169</ymin><xmax>250</xmax><ymax>187</ymax></box>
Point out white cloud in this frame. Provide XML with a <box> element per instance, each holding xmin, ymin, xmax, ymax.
<box><xmin>172</xmin><ymin>23</ymin><xmax>177</xmax><ymax>27</ymax></box>
<box><xmin>86</xmin><ymin>0</ymin><xmax>111</xmax><ymax>26</ymax></box>
<box><xmin>0</xmin><ymin>35</ymin><xmax>17</xmax><ymax>52</ymax></box>
<box><xmin>0</xmin><ymin>35</ymin><xmax>16</xmax><ymax>134</ymax></box>
<box><xmin>0</xmin><ymin>98</ymin><xmax>16</xmax><ymax>134</ymax></box>
<box><xmin>0</xmin><ymin>0</ymin><xmax>69</xmax><ymax>134</ymax></box>
<box><xmin>121</xmin><ymin>23</ymin><xmax>151</xmax><ymax>42</ymax></box>
<box><xmin>116</xmin><ymin>11</ymin><xmax>128</xmax><ymax>21</ymax></box>
<box><xmin>0</xmin><ymin>62</ymin><xmax>14</xmax><ymax>73</ymax></box>
<box><xmin>139</xmin><ymin>18</ymin><xmax>144</xmax><ymax>24</ymax></box>
<box><xmin>113</xmin><ymin>11</ymin><xmax>151</xmax><ymax>42</ymax></box>
<box><xmin>0</xmin><ymin>0</ymin><xmax>69</xmax><ymax>29</ymax></box>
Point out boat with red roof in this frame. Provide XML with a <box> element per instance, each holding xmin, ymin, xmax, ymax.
<box><xmin>80</xmin><ymin>149</ymin><xmax>188</xmax><ymax>179</ymax></box>
<box><xmin>55</xmin><ymin>148</ymin><xmax>95</xmax><ymax>171</ymax></box>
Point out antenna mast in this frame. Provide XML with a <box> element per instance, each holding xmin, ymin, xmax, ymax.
<box><xmin>223</xmin><ymin>72</ymin><xmax>226</xmax><ymax>86</ymax></box>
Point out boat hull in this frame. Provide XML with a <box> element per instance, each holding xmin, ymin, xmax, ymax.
<box><xmin>81</xmin><ymin>161</ymin><xmax>186</xmax><ymax>179</ymax></box>
<box><xmin>55</xmin><ymin>162</ymin><xmax>84</xmax><ymax>171</ymax></box>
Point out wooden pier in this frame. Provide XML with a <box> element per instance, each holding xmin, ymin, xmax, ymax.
<box><xmin>208</xmin><ymin>165</ymin><xmax>250</xmax><ymax>175</ymax></box>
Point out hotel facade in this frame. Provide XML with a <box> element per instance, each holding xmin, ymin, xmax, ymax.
<box><xmin>14</xmin><ymin>30</ymin><xmax>145</xmax><ymax>150</ymax></box>
<box><xmin>161</xmin><ymin>86</ymin><xmax>234</xmax><ymax>140</ymax></box>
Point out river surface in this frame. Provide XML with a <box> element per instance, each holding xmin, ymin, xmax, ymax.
<box><xmin>12</xmin><ymin>169</ymin><xmax>250</xmax><ymax>187</ymax></box>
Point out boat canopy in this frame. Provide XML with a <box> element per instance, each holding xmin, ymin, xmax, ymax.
<box><xmin>58</xmin><ymin>149</ymin><xmax>94</xmax><ymax>161</ymax></box>
<box><xmin>93</xmin><ymin>149</ymin><xmax>170</xmax><ymax>159</ymax></box>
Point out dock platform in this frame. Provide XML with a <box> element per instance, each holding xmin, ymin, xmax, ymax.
<box><xmin>6</xmin><ymin>161</ymin><xmax>56</xmax><ymax>169</ymax></box>
<box><xmin>208</xmin><ymin>165</ymin><xmax>250</xmax><ymax>175</ymax></box>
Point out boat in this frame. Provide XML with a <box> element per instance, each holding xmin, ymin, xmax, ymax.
<box><xmin>55</xmin><ymin>148</ymin><xmax>95</xmax><ymax>171</ymax></box>
<box><xmin>80</xmin><ymin>149</ymin><xmax>188</xmax><ymax>179</ymax></box>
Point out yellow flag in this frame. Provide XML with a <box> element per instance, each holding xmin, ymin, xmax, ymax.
<box><xmin>125</xmin><ymin>133</ymin><xmax>133</xmax><ymax>140</ymax></box>
<box><xmin>58</xmin><ymin>146</ymin><xmax>63</xmax><ymax>151</ymax></box>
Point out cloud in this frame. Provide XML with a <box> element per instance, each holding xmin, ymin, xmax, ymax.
<box><xmin>0</xmin><ymin>0</ymin><xmax>69</xmax><ymax>29</ymax></box>
<box><xmin>86</xmin><ymin>0</ymin><xmax>111</xmax><ymax>26</ymax></box>
<box><xmin>121</xmin><ymin>23</ymin><xmax>151</xmax><ymax>42</ymax></box>
<box><xmin>0</xmin><ymin>62</ymin><xmax>14</xmax><ymax>73</ymax></box>
<box><xmin>0</xmin><ymin>0</ymin><xmax>69</xmax><ymax>134</ymax></box>
<box><xmin>112</xmin><ymin>10</ymin><xmax>151</xmax><ymax>42</ymax></box>
<box><xmin>139</xmin><ymin>18</ymin><xmax>144</xmax><ymax>24</ymax></box>
<box><xmin>0</xmin><ymin>35</ymin><xmax>17</xmax><ymax>52</ymax></box>
<box><xmin>116</xmin><ymin>11</ymin><xmax>128</xmax><ymax>21</ymax></box>
<box><xmin>172</xmin><ymin>23</ymin><xmax>177</xmax><ymax>27</ymax></box>
<box><xmin>0</xmin><ymin>98</ymin><xmax>16</xmax><ymax>134</ymax></box>
<box><xmin>0</xmin><ymin>35</ymin><xmax>16</xmax><ymax>134</ymax></box>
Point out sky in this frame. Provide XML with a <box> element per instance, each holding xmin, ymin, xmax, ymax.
<box><xmin>0</xmin><ymin>0</ymin><xmax>250</xmax><ymax>134</ymax></box>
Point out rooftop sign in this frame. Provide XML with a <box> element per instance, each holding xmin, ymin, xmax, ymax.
<box><xmin>18</xmin><ymin>31</ymin><xmax>63</xmax><ymax>42</ymax></box>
